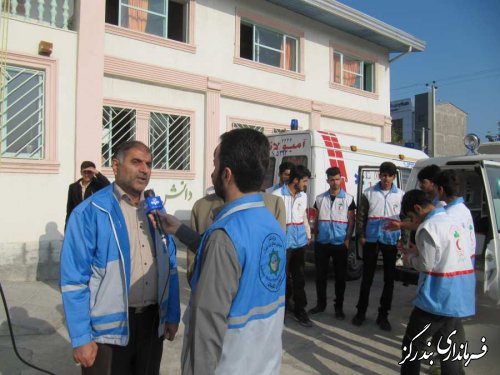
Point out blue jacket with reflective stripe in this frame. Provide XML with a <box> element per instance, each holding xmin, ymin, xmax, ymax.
<box><xmin>414</xmin><ymin>209</ymin><xmax>475</xmax><ymax>317</ymax></box>
<box><xmin>364</xmin><ymin>182</ymin><xmax>403</xmax><ymax>245</ymax></box>
<box><xmin>191</xmin><ymin>194</ymin><xmax>287</xmax><ymax>374</ymax></box>
<box><xmin>60</xmin><ymin>184</ymin><xmax>180</xmax><ymax>348</ymax></box>
<box><xmin>273</xmin><ymin>185</ymin><xmax>308</xmax><ymax>249</ymax></box>
<box><xmin>315</xmin><ymin>189</ymin><xmax>354</xmax><ymax>245</ymax></box>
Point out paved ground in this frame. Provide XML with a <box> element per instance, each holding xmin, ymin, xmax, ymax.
<box><xmin>1</xmin><ymin>245</ymin><xmax>499</xmax><ymax>374</ymax></box>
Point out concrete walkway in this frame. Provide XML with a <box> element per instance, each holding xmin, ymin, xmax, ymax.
<box><xmin>1</xmin><ymin>246</ymin><xmax>498</xmax><ymax>374</ymax></box>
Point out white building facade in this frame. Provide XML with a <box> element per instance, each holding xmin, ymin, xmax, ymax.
<box><xmin>0</xmin><ymin>0</ymin><xmax>424</xmax><ymax>280</ymax></box>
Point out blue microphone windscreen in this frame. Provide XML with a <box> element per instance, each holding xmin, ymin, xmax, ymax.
<box><xmin>145</xmin><ymin>196</ymin><xmax>164</xmax><ymax>213</ymax></box>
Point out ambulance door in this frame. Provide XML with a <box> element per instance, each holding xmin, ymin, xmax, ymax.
<box><xmin>356</xmin><ymin>166</ymin><xmax>403</xmax><ymax>259</ymax></box>
<box><xmin>481</xmin><ymin>161</ymin><xmax>500</xmax><ymax>303</ymax></box>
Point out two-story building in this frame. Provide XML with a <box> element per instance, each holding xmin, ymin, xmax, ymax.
<box><xmin>0</xmin><ymin>0</ymin><xmax>425</xmax><ymax>280</ymax></box>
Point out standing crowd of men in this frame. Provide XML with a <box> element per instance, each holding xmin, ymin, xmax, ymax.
<box><xmin>60</xmin><ymin>128</ymin><xmax>476</xmax><ymax>375</ymax></box>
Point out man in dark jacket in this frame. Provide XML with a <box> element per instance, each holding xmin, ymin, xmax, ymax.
<box><xmin>65</xmin><ymin>161</ymin><xmax>110</xmax><ymax>227</ymax></box>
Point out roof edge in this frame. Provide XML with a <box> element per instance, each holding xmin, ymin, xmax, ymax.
<box><xmin>288</xmin><ymin>0</ymin><xmax>426</xmax><ymax>52</ymax></box>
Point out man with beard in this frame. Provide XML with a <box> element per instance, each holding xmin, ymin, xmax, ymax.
<box><xmin>273</xmin><ymin>164</ymin><xmax>313</xmax><ymax>327</ymax></box>
<box><xmin>60</xmin><ymin>141</ymin><xmax>180</xmax><ymax>375</ymax></box>
<box><xmin>154</xmin><ymin>128</ymin><xmax>287</xmax><ymax>375</ymax></box>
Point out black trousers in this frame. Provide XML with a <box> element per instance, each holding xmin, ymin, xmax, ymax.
<box><xmin>286</xmin><ymin>246</ymin><xmax>308</xmax><ymax>313</ymax></box>
<box><xmin>314</xmin><ymin>242</ymin><xmax>347</xmax><ymax>309</ymax></box>
<box><xmin>82</xmin><ymin>305</ymin><xmax>164</xmax><ymax>375</ymax></box>
<box><xmin>400</xmin><ymin>307</ymin><xmax>460</xmax><ymax>375</ymax></box>
<box><xmin>356</xmin><ymin>241</ymin><xmax>397</xmax><ymax>315</ymax></box>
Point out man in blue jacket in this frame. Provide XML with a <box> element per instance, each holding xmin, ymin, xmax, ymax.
<box><xmin>60</xmin><ymin>141</ymin><xmax>180</xmax><ymax>375</ymax></box>
<box><xmin>353</xmin><ymin>161</ymin><xmax>404</xmax><ymax>331</ymax></box>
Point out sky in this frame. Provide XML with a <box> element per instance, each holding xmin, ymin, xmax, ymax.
<box><xmin>340</xmin><ymin>0</ymin><xmax>500</xmax><ymax>142</ymax></box>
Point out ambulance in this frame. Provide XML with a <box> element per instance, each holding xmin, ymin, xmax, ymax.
<box><xmin>265</xmin><ymin>129</ymin><xmax>428</xmax><ymax>280</ymax></box>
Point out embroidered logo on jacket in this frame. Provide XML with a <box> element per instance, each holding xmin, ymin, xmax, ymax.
<box><xmin>259</xmin><ymin>233</ymin><xmax>286</xmax><ymax>292</ymax></box>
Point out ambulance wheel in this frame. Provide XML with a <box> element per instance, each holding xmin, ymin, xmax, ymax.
<box><xmin>346</xmin><ymin>247</ymin><xmax>362</xmax><ymax>281</ymax></box>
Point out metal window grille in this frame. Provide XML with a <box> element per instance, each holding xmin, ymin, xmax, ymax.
<box><xmin>232</xmin><ymin>122</ymin><xmax>265</xmax><ymax>133</ymax></box>
<box><xmin>101</xmin><ymin>106</ymin><xmax>136</xmax><ymax>167</ymax></box>
<box><xmin>232</xmin><ymin>122</ymin><xmax>287</xmax><ymax>134</ymax></box>
<box><xmin>1</xmin><ymin>65</ymin><xmax>45</xmax><ymax>159</ymax></box>
<box><xmin>149</xmin><ymin>112</ymin><xmax>190</xmax><ymax>170</ymax></box>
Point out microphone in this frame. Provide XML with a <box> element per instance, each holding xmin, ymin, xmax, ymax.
<box><xmin>144</xmin><ymin>189</ymin><xmax>167</xmax><ymax>245</ymax></box>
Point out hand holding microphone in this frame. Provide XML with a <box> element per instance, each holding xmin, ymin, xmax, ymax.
<box><xmin>144</xmin><ymin>190</ymin><xmax>181</xmax><ymax>236</ymax></box>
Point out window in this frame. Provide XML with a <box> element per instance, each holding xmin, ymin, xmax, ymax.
<box><xmin>230</xmin><ymin>119</ymin><xmax>287</xmax><ymax>135</ymax></box>
<box><xmin>149</xmin><ymin>112</ymin><xmax>190</xmax><ymax>170</ymax></box>
<box><xmin>240</xmin><ymin>21</ymin><xmax>298</xmax><ymax>72</ymax></box>
<box><xmin>106</xmin><ymin>0</ymin><xmax>189</xmax><ymax>42</ymax></box>
<box><xmin>232</xmin><ymin>122</ymin><xmax>265</xmax><ymax>133</ymax></box>
<box><xmin>101</xmin><ymin>106</ymin><xmax>137</xmax><ymax>167</ymax></box>
<box><xmin>391</xmin><ymin>118</ymin><xmax>403</xmax><ymax>145</ymax></box>
<box><xmin>101</xmin><ymin>102</ymin><xmax>193</xmax><ymax>174</ymax></box>
<box><xmin>1</xmin><ymin>66</ymin><xmax>45</xmax><ymax>159</ymax></box>
<box><xmin>333</xmin><ymin>51</ymin><xmax>374</xmax><ymax>92</ymax></box>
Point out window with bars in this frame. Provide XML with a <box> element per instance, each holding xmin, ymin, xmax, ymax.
<box><xmin>106</xmin><ymin>0</ymin><xmax>189</xmax><ymax>42</ymax></box>
<box><xmin>149</xmin><ymin>112</ymin><xmax>190</xmax><ymax>170</ymax></box>
<box><xmin>232</xmin><ymin>122</ymin><xmax>287</xmax><ymax>134</ymax></box>
<box><xmin>333</xmin><ymin>51</ymin><xmax>374</xmax><ymax>92</ymax></box>
<box><xmin>240</xmin><ymin>20</ymin><xmax>298</xmax><ymax>72</ymax></box>
<box><xmin>101</xmin><ymin>106</ymin><xmax>137</xmax><ymax>167</ymax></box>
<box><xmin>1</xmin><ymin>65</ymin><xmax>45</xmax><ymax>159</ymax></box>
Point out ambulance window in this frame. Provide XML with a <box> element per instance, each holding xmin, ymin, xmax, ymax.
<box><xmin>400</xmin><ymin>168</ymin><xmax>411</xmax><ymax>190</ymax></box>
<box><xmin>282</xmin><ymin>155</ymin><xmax>308</xmax><ymax>169</ymax></box>
<box><xmin>485</xmin><ymin>165</ymin><xmax>500</xmax><ymax>232</ymax></box>
<box><xmin>262</xmin><ymin>157</ymin><xmax>276</xmax><ymax>190</ymax></box>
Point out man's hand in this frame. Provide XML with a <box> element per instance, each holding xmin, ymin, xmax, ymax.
<box><xmin>164</xmin><ymin>323</ymin><xmax>179</xmax><ymax>341</ymax></box>
<box><xmin>344</xmin><ymin>238</ymin><xmax>350</xmax><ymax>249</ymax></box>
<box><xmin>358</xmin><ymin>237</ymin><xmax>366</xmax><ymax>247</ymax></box>
<box><xmin>384</xmin><ymin>220</ymin><xmax>402</xmax><ymax>232</ymax></box>
<box><xmin>148</xmin><ymin>212</ymin><xmax>181</xmax><ymax>235</ymax></box>
<box><xmin>401</xmin><ymin>242</ymin><xmax>418</xmax><ymax>266</ymax></box>
<box><xmin>73</xmin><ymin>341</ymin><xmax>98</xmax><ymax>368</ymax></box>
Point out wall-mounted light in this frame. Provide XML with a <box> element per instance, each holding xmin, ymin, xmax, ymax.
<box><xmin>38</xmin><ymin>41</ymin><xmax>53</xmax><ymax>57</ymax></box>
<box><xmin>350</xmin><ymin>145</ymin><xmax>357</xmax><ymax>152</ymax></box>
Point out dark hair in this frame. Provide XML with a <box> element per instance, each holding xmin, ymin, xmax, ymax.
<box><xmin>279</xmin><ymin>161</ymin><xmax>294</xmax><ymax>175</ymax></box>
<box><xmin>417</xmin><ymin>164</ymin><xmax>441</xmax><ymax>182</ymax></box>
<box><xmin>113</xmin><ymin>141</ymin><xmax>150</xmax><ymax>162</ymax></box>
<box><xmin>289</xmin><ymin>164</ymin><xmax>311</xmax><ymax>183</ymax></box>
<box><xmin>401</xmin><ymin>189</ymin><xmax>432</xmax><ymax>216</ymax></box>
<box><xmin>218</xmin><ymin>128</ymin><xmax>270</xmax><ymax>193</ymax></box>
<box><xmin>326</xmin><ymin>167</ymin><xmax>341</xmax><ymax>178</ymax></box>
<box><xmin>433</xmin><ymin>170</ymin><xmax>461</xmax><ymax>197</ymax></box>
<box><xmin>80</xmin><ymin>161</ymin><xmax>96</xmax><ymax>170</ymax></box>
<box><xmin>379</xmin><ymin>161</ymin><xmax>397</xmax><ymax>176</ymax></box>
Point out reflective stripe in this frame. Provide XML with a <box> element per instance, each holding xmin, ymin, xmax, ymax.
<box><xmin>61</xmin><ymin>284</ymin><xmax>87</xmax><ymax>292</ymax></box>
<box><xmin>318</xmin><ymin>219</ymin><xmax>348</xmax><ymax>224</ymax></box>
<box><xmin>368</xmin><ymin>216</ymin><xmax>395</xmax><ymax>220</ymax></box>
<box><xmin>227</xmin><ymin>295</ymin><xmax>285</xmax><ymax>326</ymax></box>
<box><xmin>423</xmin><ymin>269</ymin><xmax>474</xmax><ymax>277</ymax></box>
<box><xmin>93</xmin><ymin>320</ymin><xmax>127</xmax><ymax>331</ymax></box>
<box><xmin>217</xmin><ymin>201</ymin><xmax>265</xmax><ymax>222</ymax></box>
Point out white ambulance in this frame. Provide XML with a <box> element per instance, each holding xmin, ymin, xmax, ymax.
<box><xmin>265</xmin><ymin>129</ymin><xmax>428</xmax><ymax>279</ymax></box>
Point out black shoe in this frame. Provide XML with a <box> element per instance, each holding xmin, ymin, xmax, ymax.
<box><xmin>352</xmin><ymin>312</ymin><xmax>365</xmax><ymax>326</ymax></box>
<box><xmin>376</xmin><ymin>315</ymin><xmax>392</xmax><ymax>331</ymax></box>
<box><xmin>335</xmin><ymin>309</ymin><xmax>346</xmax><ymax>320</ymax></box>
<box><xmin>309</xmin><ymin>305</ymin><xmax>326</xmax><ymax>315</ymax></box>
<box><xmin>294</xmin><ymin>310</ymin><xmax>313</xmax><ymax>327</ymax></box>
